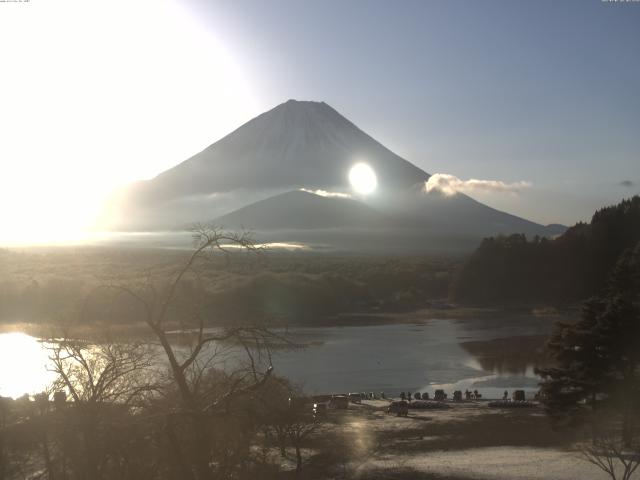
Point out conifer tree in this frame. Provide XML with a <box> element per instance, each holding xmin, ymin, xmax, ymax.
<box><xmin>537</xmin><ymin>242</ymin><xmax>640</xmax><ymax>444</ymax></box>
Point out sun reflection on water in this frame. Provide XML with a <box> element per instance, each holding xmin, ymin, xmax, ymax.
<box><xmin>0</xmin><ymin>332</ymin><xmax>56</xmax><ymax>399</ymax></box>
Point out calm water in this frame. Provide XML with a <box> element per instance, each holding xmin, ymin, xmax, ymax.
<box><xmin>0</xmin><ymin>317</ymin><xmax>554</xmax><ymax>400</ymax></box>
<box><xmin>270</xmin><ymin>318</ymin><xmax>552</xmax><ymax>399</ymax></box>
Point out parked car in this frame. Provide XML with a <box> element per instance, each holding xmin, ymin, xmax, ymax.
<box><xmin>348</xmin><ymin>393</ymin><xmax>364</xmax><ymax>404</ymax></box>
<box><xmin>329</xmin><ymin>395</ymin><xmax>349</xmax><ymax>409</ymax></box>
<box><xmin>387</xmin><ymin>400</ymin><xmax>409</xmax><ymax>417</ymax></box>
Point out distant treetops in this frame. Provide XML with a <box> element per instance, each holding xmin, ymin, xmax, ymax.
<box><xmin>451</xmin><ymin>196</ymin><xmax>640</xmax><ymax>305</ymax></box>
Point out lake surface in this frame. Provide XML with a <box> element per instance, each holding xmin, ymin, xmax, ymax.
<box><xmin>0</xmin><ymin>317</ymin><xmax>556</xmax><ymax>400</ymax></box>
<box><xmin>270</xmin><ymin>317</ymin><xmax>553</xmax><ymax>399</ymax></box>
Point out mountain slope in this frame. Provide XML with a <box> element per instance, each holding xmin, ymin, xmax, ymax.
<box><xmin>121</xmin><ymin>100</ymin><xmax>428</xmax><ymax>209</ymax></box>
<box><xmin>392</xmin><ymin>190</ymin><xmax>565</xmax><ymax>238</ymax></box>
<box><xmin>105</xmin><ymin>99</ymin><xmax>565</xmax><ymax>250</ymax></box>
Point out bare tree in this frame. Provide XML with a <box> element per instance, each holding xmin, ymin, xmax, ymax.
<box><xmin>45</xmin><ymin>337</ymin><xmax>158</xmax><ymax>479</ymax></box>
<box><xmin>89</xmin><ymin>225</ymin><xmax>289</xmax><ymax>480</ymax></box>
<box><xmin>258</xmin><ymin>379</ymin><xmax>320</xmax><ymax>475</ymax></box>
<box><xmin>578</xmin><ymin>427</ymin><xmax>640</xmax><ymax>480</ymax></box>
<box><xmin>48</xmin><ymin>338</ymin><xmax>157</xmax><ymax>407</ymax></box>
<box><xmin>287</xmin><ymin>415</ymin><xmax>319</xmax><ymax>476</ymax></box>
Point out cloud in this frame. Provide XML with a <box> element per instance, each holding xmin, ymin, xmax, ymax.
<box><xmin>424</xmin><ymin>173</ymin><xmax>531</xmax><ymax>196</ymax></box>
<box><xmin>300</xmin><ymin>188</ymin><xmax>352</xmax><ymax>199</ymax></box>
<box><xmin>619</xmin><ymin>180</ymin><xmax>635</xmax><ymax>188</ymax></box>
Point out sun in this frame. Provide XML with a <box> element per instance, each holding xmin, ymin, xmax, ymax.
<box><xmin>0</xmin><ymin>0</ymin><xmax>258</xmax><ymax>244</ymax></box>
<box><xmin>348</xmin><ymin>163</ymin><xmax>378</xmax><ymax>195</ymax></box>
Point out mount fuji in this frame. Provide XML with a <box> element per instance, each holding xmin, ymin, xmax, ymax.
<box><xmin>105</xmin><ymin>100</ymin><xmax>564</xmax><ymax>252</ymax></box>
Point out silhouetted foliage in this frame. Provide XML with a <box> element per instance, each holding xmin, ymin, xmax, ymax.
<box><xmin>452</xmin><ymin>196</ymin><xmax>640</xmax><ymax>305</ymax></box>
<box><xmin>537</xmin><ymin>241</ymin><xmax>640</xmax><ymax>446</ymax></box>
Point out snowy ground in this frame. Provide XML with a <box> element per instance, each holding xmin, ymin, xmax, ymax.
<box><xmin>358</xmin><ymin>447</ymin><xmax>618</xmax><ymax>480</ymax></box>
<box><xmin>307</xmin><ymin>399</ymin><xmax>639</xmax><ymax>480</ymax></box>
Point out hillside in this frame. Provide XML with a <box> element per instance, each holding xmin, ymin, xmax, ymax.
<box><xmin>452</xmin><ymin>196</ymin><xmax>640</xmax><ymax>304</ymax></box>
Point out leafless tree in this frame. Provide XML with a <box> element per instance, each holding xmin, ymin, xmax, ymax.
<box><xmin>578</xmin><ymin>420</ymin><xmax>640</xmax><ymax>480</ymax></box>
<box><xmin>48</xmin><ymin>338</ymin><xmax>158</xmax><ymax>407</ymax></box>
<box><xmin>287</xmin><ymin>415</ymin><xmax>319</xmax><ymax>476</ymax></box>
<box><xmin>87</xmin><ymin>224</ymin><xmax>291</xmax><ymax>479</ymax></box>
<box><xmin>44</xmin><ymin>336</ymin><xmax>158</xmax><ymax>479</ymax></box>
<box><xmin>258</xmin><ymin>379</ymin><xmax>320</xmax><ymax>475</ymax></box>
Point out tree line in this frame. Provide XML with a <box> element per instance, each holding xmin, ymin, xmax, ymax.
<box><xmin>0</xmin><ymin>249</ymin><xmax>455</xmax><ymax>329</ymax></box>
<box><xmin>451</xmin><ymin>196</ymin><xmax>640</xmax><ymax>305</ymax></box>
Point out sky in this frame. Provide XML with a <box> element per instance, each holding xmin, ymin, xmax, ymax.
<box><xmin>0</xmin><ymin>0</ymin><xmax>639</xmax><ymax>242</ymax></box>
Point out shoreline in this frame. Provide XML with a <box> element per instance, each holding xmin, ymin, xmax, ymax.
<box><xmin>0</xmin><ymin>304</ymin><xmax>578</xmax><ymax>339</ymax></box>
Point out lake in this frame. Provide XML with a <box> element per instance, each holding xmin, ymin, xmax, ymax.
<box><xmin>0</xmin><ymin>316</ymin><xmax>556</xmax><ymax>400</ymax></box>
